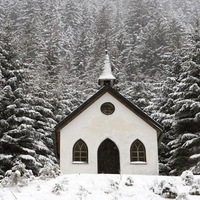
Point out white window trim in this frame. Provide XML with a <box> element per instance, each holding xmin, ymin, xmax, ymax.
<box><xmin>130</xmin><ymin>161</ymin><xmax>147</xmax><ymax>165</ymax></box>
<box><xmin>72</xmin><ymin>161</ymin><xmax>88</xmax><ymax>164</ymax></box>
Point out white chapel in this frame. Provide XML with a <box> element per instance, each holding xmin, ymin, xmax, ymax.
<box><xmin>54</xmin><ymin>52</ymin><xmax>163</xmax><ymax>175</ymax></box>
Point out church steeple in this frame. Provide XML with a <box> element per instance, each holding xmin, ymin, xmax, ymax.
<box><xmin>98</xmin><ymin>50</ymin><xmax>116</xmax><ymax>87</ymax></box>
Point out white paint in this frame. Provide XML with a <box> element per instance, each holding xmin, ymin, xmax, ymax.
<box><xmin>60</xmin><ymin>92</ymin><xmax>159</xmax><ymax>175</ymax></box>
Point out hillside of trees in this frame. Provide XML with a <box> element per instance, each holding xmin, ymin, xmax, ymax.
<box><xmin>1</xmin><ymin>0</ymin><xmax>200</xmax><ymax>176</ymax></box>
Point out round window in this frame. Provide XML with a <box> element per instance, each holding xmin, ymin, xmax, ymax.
<box><xmin>101</xmin><ymin>102</ymin><xmax>115</xmax><ymax>115</ymax></box>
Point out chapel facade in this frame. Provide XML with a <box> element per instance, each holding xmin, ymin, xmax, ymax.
<box><xmin>54</xmin><ymin>52</ymin><xmax>162</xmax><ymax>175</ymax></box>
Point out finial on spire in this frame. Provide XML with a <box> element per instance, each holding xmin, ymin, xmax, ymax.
<box><xmin>98</xmin><ymin>51</ymin><xmax>116</xmax><ymax>87</ymax></box>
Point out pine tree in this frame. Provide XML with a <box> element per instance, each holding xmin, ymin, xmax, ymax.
<box><xmin>146</xmin><ymin>19</ymin><xmax>187</xmax><ymax>174</ymax></box>
<box><xmin>0</xmin><ymin>24</ymin><xmax>57</xmax><ymax>176</ymax></box>
<box><xmin>0</xmin><ymin>24</ymin><xmax>28</xmax><ymax>175</ymax></box>
<box><xmin>167</xmin><ymin>28</ymin><xmax>200</xmax><ymax>175</ymax></box>
<box><xmin>92</xmin><ymin>4</ymin><xmax>113</xmax><ymax>62</ymax></box>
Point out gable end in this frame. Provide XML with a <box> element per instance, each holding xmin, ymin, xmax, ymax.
<box><xmin>54</xmin><ymin>85</ymin><xmax>163</xmax><ymax>159</ymax></box>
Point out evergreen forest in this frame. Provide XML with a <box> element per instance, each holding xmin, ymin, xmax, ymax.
<box><xmin>1</xmin><ymin>0</ymin><xmax>200</xmax><ymax>176</ymax></box>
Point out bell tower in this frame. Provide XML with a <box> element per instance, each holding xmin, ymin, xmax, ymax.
<box><xmin>98</xmin><ymin>51</ymin><xmax>116</xmax><ymax>87</ymax></box>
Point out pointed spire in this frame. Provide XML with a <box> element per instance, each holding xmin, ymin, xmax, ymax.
<box><xmin>98</xmin><ymin>50</ymin><xmax>116</xmax><ymax>87</ymax></box>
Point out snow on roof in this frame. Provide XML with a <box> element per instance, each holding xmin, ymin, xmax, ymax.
<box><xmin>98</xmin><ymin>53</ymin><xmax>116</xmax><ymax>81</ymax></box>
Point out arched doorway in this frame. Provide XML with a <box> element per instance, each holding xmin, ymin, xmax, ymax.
<box><xmin>97</xmin><ymin>139</ymin><xmax>120</xmax><ymax>174</ymax></box>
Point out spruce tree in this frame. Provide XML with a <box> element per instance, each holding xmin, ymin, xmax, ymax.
<box><xmin>167</xmin><ymin>30</ymin><xmax>200</xmax><ymax>175</ymax></box>
<box><xmin>0</xmin><ymin>25</ymin><xmax>58</xmax><ymax>176</ymax></box>
<box><xmin>0</xmin><ymin>25</ymin><xmax>28</xmax><ymax>175</ymax></box>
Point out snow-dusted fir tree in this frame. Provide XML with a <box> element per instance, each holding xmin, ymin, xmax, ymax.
<box><xmin>122</xmin><ymin>0</ymin><xmax>169</xmax><ymax>81</ymax></box>
<box><xmin>144</xmin><ymin>17</ymin><xmax>188</xmax><ymax>175</ymax></box>
<box><xmin>144</xmin><ymin>79</ymin><xmax>176</xmax><ymax>175</ymax></box>
<box><xmin>0</xmin><ymin>25</ymin><xmax>30</xmax><ymax>175</ymax></box>
<box><xmin>62</xmin><ymin>0</ymin><xmax>81</xmax><ymax>30</ymax></box>
<box><xmin>0</xmin><ymin>24</ymin><xmax>58</xmax><ymax>176</ymax></box>
<box><xmin>167</xmin><ymin>28</ymin><xmax>200</xmax><ymax>175</ymax></box>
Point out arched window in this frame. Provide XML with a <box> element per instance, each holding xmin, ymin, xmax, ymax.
<box><xmin>130</xmin><ymin>139</ymin><xmax>146</xmax><ymax>162</ymax></box>
<box><xmin>73</xmin><ymin>139</ymin><xmax>88</xmax><ymax>163</ymax></box>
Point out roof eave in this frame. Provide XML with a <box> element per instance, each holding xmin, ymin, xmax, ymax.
<box><xmin>55</xmin><ymin>85</ymin><xmax>110</xmax><ymax>132</ymax></box>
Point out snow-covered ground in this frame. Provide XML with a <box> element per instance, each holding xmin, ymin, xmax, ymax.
<box><xmin>1</xmin><ymin>174</ymin><xmax>200</xmax><ymax>200</ymax></box>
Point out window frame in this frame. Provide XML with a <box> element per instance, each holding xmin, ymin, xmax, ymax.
<box><xmin>100</xmin><ymin>102</ymin><xmax>115</xmax><ymax>115</ymax></box>
<box><xmin>130</xmin><ymin>139</ymin><xmax>146</xmax><ymax>164</ymax></box>
<box><xmin>72</xmin><ymin>139</ymin><xmax>88</xmax><ymax>164</ymax></box>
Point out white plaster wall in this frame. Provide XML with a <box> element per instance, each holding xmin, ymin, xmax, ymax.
<box><xmin>60</xmin><ymin>92</ymin><xmax>159</xmax><ymax>175</ymax></box>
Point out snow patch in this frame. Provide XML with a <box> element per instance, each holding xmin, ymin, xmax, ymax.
<box><xmin>1</xmin><ymin>174</ymin><xmax>200</xmax><ymax>199</ymax></box>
